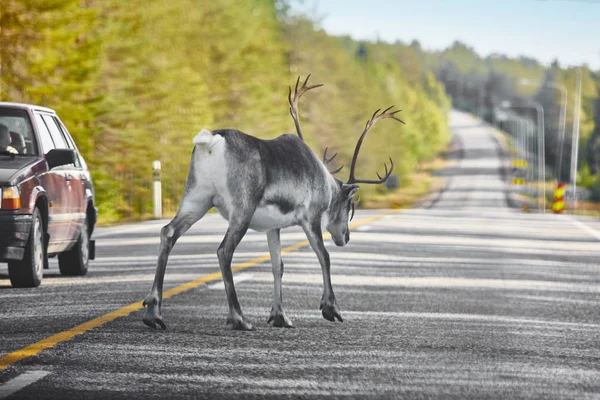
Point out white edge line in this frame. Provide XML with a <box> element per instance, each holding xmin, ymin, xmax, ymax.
<box><xmin>0</xmin><ymin>371</ymin><xmax>50</xmax><ymax>399</ymax></box>
<box><xmin>565</xmin><ymin>216</ymin><xmax>600</xmax><ymax>241</ymax></box>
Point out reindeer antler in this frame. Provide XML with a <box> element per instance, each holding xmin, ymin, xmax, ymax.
<box><xmin>347</xmin><ymin>106</ymin><xmax>405</xmax><ymax>184</ymax></box>
<box><xmin>323</xmin><ymin>147</ymin><xmax>337</xmax><ymax>164</ymax></box>
<box><xmin>288</xmin><ymin>74</ymin><xmax>323</xmax><ymax>141</ymax></box>
<box><xmin>322</xmin><ymin>147</ymin><xmax>343</xmax><ymax>174</ymax></box>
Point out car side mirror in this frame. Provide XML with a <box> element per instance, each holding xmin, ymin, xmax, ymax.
<box><xmin>46</xmin><ymin>149</ymin><xmax>75</xmax><ymax>169</ymax></box>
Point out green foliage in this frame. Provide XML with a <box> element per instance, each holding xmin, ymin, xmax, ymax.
<box><xmin>577</xmin><ymin>165</ymin><xmax>598</xmax><ymax>188</ymax></box>
<box><xmin>1</xmin><ymin>1</ymin><xmax>450</xmax><ymax>220</ymax></box>
<box><xmin>589</xmin><ymin>181</ymin><xmax>600</xmax><ymax>202</ymax></box>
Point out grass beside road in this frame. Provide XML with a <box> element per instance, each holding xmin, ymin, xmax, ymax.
<box><xmin>362</xmin><ymin>157</ymin><xmax>449</xmax><ymax>209</ymax></box>
<box><xmin>569</xmin><ymin>201</ymin><xmax>600</xmax><ymax>217</ymax></box>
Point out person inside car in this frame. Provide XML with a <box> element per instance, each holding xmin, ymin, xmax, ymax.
<box><xmin>0</xmin><ymin>124</ymin><xmax>19</xmax><ymax>154</ymax></box>
<box><xmin>9</xmin><ymin>131</ymin><xmax>26</xmax><ymax>154</ymax></box>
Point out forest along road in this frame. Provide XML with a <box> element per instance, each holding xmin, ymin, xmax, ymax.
<box><xmin>1</xmin><ymin>110</ymin><xmax>600</xmax><ymax>399</ymax></box>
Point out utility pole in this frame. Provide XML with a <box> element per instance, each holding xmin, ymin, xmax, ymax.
<box><xmin>555</xmin><ymin>86</ymin><xmax>568</xmax><ymax>182</ymax></box>
<box><xmin>537</xmin><ymin>105</ymin><xmax>546</xmax><ymax>213</ymax></box>
<box><xmin>569</xmin><ymin>68</ymin><xmax>582</xmax><ymax>212</ymax></box>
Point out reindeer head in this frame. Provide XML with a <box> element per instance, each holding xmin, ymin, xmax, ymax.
<box><xmin>324</xmin><ymin>179</ymin><xmax>358</xmax><ymax>247</ymax></box>
<box><xmin>288</xmin><ymin>76</ymin><xmax>405</xmax><ymax>246</ymax></box>
<box><xmin>326</xmin><ymin>107</ymin><xmax>405</xmax><ymax>247</ymax></box>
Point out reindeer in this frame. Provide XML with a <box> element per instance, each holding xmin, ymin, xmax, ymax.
<box><xmin>142</xmin><ymin>76</ymin><xmax>404</xmax><ymax>330</ymax></box>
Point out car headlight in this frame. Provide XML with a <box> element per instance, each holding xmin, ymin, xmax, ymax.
<box><xmin>1</xmin><ymin>186</ymin><xmax>21</xmax><ymax>209</ymax></box>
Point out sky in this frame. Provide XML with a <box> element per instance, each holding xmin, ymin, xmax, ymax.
<box><xmin>295</xmin><ymin>0</ymin><xmax>600</xmax><ymax>70</ymax></box>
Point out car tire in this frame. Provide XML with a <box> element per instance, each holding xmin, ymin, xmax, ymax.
<box><xmin>58</xmin><ymin>219</ymin><xmax>89</xmax><ymax>276</ymax></box>
<box><xmin>8</xmin><ymin>207</ymin><xmax>45</xmax><ymax>288</ymax></box>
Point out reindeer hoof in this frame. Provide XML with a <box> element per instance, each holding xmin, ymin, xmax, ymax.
<box><xmin>320</xmin><ymin>302</ymin><xmax>343</xmax><ymax>323</ymax></box>
<box><xmin>268</xmin><ymin>309</ymin><xmax>294</xmax><ymax>328</ymax></box>
<box><xmin>226</xmin><ymin>316</ymin><xmax>254</xmax><ymax>331</ymax></box>
<box><xmin>142</xmin><ymin>296</ymin><xmax>167</xmax><ymax>330</ymax></box>
<box><xmin>142</xmin><ymin>315</ymin><xmax>167</xmax><ymax>330</ymax></box>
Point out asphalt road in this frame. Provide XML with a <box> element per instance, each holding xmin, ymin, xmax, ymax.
<box><xmin>1</xmin><ymin>111</ymin><xmax>600</xmax><ymax>399</ymax></box>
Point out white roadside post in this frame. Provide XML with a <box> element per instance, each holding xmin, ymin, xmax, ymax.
<box><xmin>153</xmin><ymin>160</ymin><xmax>162</xmax><ymax>219</ymax></box>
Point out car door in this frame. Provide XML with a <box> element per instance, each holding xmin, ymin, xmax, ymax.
<box><xmin>40</xmin><ymin>113</ymin><xmax>83</xmax><ymax>244</ymax></box>
<box><xmin>33</xmin><ymin>112</ymin><xmax>71</xmax><ymax>248</ymax></box>
<box><xmin>52</xmin><ymin>115</ymin><xmax>86</xmax><ymax>241</ymax></box>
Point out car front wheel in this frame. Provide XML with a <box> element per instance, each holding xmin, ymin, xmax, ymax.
<box><xmin>8</xmin><ymin>207</ymin><xmax>45</xmax><ymax>288</ymax></box>
<box><xmin>58</xmin><ymin>219</ymin><xmax>89</xmax><ymax>276</ymax></box>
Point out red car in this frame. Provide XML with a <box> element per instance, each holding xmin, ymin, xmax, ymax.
<box><xmin>0</xmin><ymin>102</ymin><xmax>96</xmax><ymax>287</ymax></box>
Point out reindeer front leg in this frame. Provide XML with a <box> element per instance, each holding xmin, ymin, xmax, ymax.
<box><xmin>302</xmin><ymin>219</ymin><xmax>343</xmax><ymax>323</ymax></box>
<box><xmin>266</xmin><ymin>229</ymin><xmax>293</xmax><ymax>328</ymax></box>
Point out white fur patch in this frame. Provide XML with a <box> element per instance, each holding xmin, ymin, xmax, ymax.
<box><xmin>193</xmin><ymin>128</ymin><xmax>218</xmax><ymax>147</ymax></box>
<box><xmin>249</xmin><ymin>205</ymin><xmax>298</xmax><ymax>232</ymax></box>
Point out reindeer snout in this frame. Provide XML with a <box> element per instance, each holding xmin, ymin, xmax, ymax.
<box><xmin>333</xmin><ymin>230</ymin><xmax>349</xmax><ymax>247</ymax></box>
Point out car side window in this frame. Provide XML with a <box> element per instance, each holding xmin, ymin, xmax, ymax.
<box><xmin>54</xmin><ymin>117</ymin><xmax>83</xmax><ymax>168</ymax></box>
<box><xmin>34</xmin><ymin>113</ymin><xmax>55</xmax><ymax>154</ymax></box>
<box><xmin>42</xmin><ymin>114</ymin><xmax>79</xmax><ymax>168</ymax></box>
<box><xmin>41</xmin><ymin>114</ymin><xmax>68</xmax><ymax>149</ymax></box>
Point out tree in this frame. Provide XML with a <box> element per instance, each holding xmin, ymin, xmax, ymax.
<box><xmin>1</xmin><ymin>0</ymin><xmax>456</xmax><ymax>220</ymax></box>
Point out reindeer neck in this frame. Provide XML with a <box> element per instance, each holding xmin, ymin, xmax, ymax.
<box><xmin>326</xmin><ymin>175</ymin><xmax>344</xmax><ymax>211</ymax></box>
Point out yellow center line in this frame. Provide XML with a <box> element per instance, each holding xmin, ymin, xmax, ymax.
<box><xmin>0</xmin><ymin>210</ymin><xmax>397</xmax><ymax>371</ymax></box>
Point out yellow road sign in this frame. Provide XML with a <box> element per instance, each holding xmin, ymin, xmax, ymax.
<box><xmin>511</xmin><ymin>159</ymin><xmax>528</xmax><ymax>168</ymax></box>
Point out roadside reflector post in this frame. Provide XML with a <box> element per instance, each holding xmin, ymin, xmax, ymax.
<box><xmin>153</xmin><ymin>160</ymin><xmax>162</xmax><ymax>219</ymax></box>
<box><xmin>552</xmin><ymin>182</ymin><xmax>565</xmax><ymax>214</ymax></box>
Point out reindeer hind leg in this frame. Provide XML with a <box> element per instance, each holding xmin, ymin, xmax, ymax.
<box><xmin>142</xmin><ymin>193</ymin><xmax>213</xmax><ymax>329</ymax></box>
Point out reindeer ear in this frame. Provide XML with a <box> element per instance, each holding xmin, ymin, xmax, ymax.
<box><xmin>342</xmin><ymin>184</ymin><xmax>359</xmax><ymax>198</ymax></box>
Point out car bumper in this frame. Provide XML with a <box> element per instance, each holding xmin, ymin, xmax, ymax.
<box><xmin>0</xmin><ymin>214</ymin><xmax>32</xmax><ymax>261</ymax></box>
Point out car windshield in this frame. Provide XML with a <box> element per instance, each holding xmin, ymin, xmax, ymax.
<box><xmin>0</xmin><ymin>108</ymin><xmax>38</xmax><ymax>157</ymax></box>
